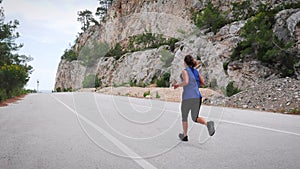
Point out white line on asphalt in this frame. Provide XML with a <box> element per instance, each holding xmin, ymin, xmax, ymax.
<box><xmin>96</xmin><ymin>94</ymin><xmax>300</xmax><ymax>137</ymax></box>
<box><xmin>50</xmin><ymin>94</ymin><xmax>157</xmax><ymax>169</ymax></box>
<box><xmin>220</xmin><ymin>119</ymin><xmax>300</xmax><ymax>137</ymax></box>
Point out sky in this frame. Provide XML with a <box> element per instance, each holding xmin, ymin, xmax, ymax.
<box><xmin>2</xmin><ymin>0</ymin><xmax>99</xmax><ymax>91</ymax></box>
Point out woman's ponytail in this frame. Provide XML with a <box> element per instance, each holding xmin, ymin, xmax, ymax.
<box><xmin>184</xmin><ymin>55</ymin><xmax>197</xmax><ymax>67</ymax></box>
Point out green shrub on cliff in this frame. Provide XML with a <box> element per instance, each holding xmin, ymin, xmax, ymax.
<box><xmin>231</xmin><ymin>0</ymin><xmax>255</xmax><ymax>21</ymax></box>
<box><xmin>128</xmin><ymin>33</ymin><xmax>178</xmax><ymax>52</ymax></box>
<box><xmin>193</xmin><ymin>2</ymin><xmax>228</xmax><ymax>33</ymax></box>
<box><xmin>82</xmin><ymin>74</ymin><xmax>101</xmax><ymax>88</ymax></box>
<box><xmin>156</xmin><ymin>72</ymin><xmax>171</xmax><ymax>88</ymax></box>
<box><xmin>61</xmin><ymin>49</ymin><xmax>78</xmax><ymax>62</ymax></box>
<box><xmin>105</xmin><ymin>43</ymin><xmax>126</xmax><ymax>60</ymax></box>
<box><xmin>143</xmin><ymin>90</ymin><xmax>150</xmax><ymax>97</ymax></box>
<box><xmin>226</xmin><ymin>81</ymin><xmax>241</xmax><ymax>97</ymax></box>
<box><xmin>230</xmin><ymin>4</ymin><xmax>297</xmax><ymax>77</ymax></box>
<box><xmin>104</xmin><ymin>33</ymin><xmax>178</xmax><ymax>60</ymax></box>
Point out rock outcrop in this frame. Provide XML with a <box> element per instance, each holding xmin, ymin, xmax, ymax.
<box><xmin>97</xmin><ymin>46</ymin><xmax>169</xmax><ymax>86</ymax></box>
<box><xmin>55</xmin><ymin>60</ymin><xmax>86</xmax><ymax>90</ymax></box>
<box><xmin>274</xmin><ymin>9</ymin><xmax>300</xmax><ymax>42</ymax></box>
<box><xmin>74</xmin><ymin>0</ymin><xmax>197</xmax><ymax>52</ymax></box>
<box><xmin>170</xmin><ymin>20</ymin><xmax>246</xmax><ymax>88</ymax></box>
<box><xmin>55</xmin><ymin>0</ymin><xmax>300</xmax><ymax>93</ymax></box>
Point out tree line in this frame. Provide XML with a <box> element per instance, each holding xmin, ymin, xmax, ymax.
<box><xmin>0</xmin><ymin>0</ymin><xmax>33</xmax><ymax>102</ymax></box>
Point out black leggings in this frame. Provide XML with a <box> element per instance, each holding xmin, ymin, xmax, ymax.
<box><xmin>181</xmin><ymin>98</ymin><xmax>202</xmax><ymax>122</ymax></box>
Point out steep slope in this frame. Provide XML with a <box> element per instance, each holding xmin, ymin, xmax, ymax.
<box><xmin>55</xmin><ymin>0</ymin><xmax>300</xmax><ymax>92</ymax></box>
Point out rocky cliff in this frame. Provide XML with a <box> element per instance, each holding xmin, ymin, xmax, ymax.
<box><xmin>55</xmin><ymin>0</ymin><xmax>300</xmax><ymax>93</ymax></box>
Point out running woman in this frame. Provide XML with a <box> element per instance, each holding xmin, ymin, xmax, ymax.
<box><xmin>173</xmin><ymin>55</ymin><xmax>215</xmax><ymax>141</ymax></box>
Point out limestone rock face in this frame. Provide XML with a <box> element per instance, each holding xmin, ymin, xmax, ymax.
<box><xmin>74</xmin><ymin>0</ymin><xmax>197</xmax><ymax>52</ymax></box>
<box><xmin>171</xmin><ymin>21</ymin><xmax>246</xmax><ymax>89</ymax></box>
<box><xmin>55</xmin><ymin>0</ymin><xmax>300</xmax><ymax>91</ymax></box>
<box><xmin>274</xmin><ymin>9</ymin><xmax>300</xmax><ymax>42</ymax></box>
<box><xmin>96</xmin><ymin>46</ymin><xmax>169</xmax><ymax>87</ymax></box>
<box><xmin>55</xmin><ymin>60</ymin><xmax>86</xmax><ymax>90</ymax></box>
<box><xmin>55</xmin><ymin>46</ymin><xmax>170</xmax><ymax>90</ymax></box>
<box><xmin>274</xmin><ymin>9</ymin><xmax>300</xmax><ymax>78</ymax></box>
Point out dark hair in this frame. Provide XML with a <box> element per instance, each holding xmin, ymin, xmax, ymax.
<box><xmin>184</xmin><ymin>55</ymin><xmax>197</xmax><ymax>67</ymax></box>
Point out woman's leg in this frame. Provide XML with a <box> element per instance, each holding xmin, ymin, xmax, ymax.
<box><xmin>191</xmin><ymin>98</ymin><xmax>207</xmax><ymax>125</ymax></box>
<box><xmin>191</xmin><ymin>98</ymin><xmax>215</xmax><ymax>136</ymax></box>
<box><xmin>196</xmin><ymin>116</ymin><xmax>207</xmax><ymax>125</ymax></box>
<box><xmin>181</xmin><ymin>100</ymin><xmax>190</xmax><ymax>137</ymax></box>
<box><xmin>182</xmin><ymin>121</ymin><xmax>188</xmax><ymax>136</ymax></box>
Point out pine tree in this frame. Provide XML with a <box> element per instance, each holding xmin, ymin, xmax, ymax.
<box><xmin>77</xmin><ymin>10</ymin><xmax>93</xmax><ymax>31</ymax></box>
<box><xmin>0</xmin><ymin>0</ymin><xmax>33</xmax><ymax>100</ymax></box>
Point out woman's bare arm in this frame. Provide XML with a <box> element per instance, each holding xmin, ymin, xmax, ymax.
<box><xmin>199</xmin><ymin>74</ymin><xmax>205</xmax><ymax>86</ymax></box>
<box><xmin>174</xmin><ymin>70</ymin><xmax>189</xmax><ymax>89</ymax></box>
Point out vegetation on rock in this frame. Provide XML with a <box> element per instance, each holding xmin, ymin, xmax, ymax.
<box><xmin>82</xmin><ymin>74</ymin><xmax>101</xmax><ymax>88</ymax></box>
<box><xmin>226</xmin><ymin>81</ymin><xmax>241</xmax><ymax>97</ymax></box>
<box><xmin>61</xmin><ymin>48</ymin><xmax>78</xmax><ymax>62</ymax></box>
<box><xmin>105</xmin><ymin>32</ymin><xmax>178</xmax><ymax>61</ymax></box>
<box><xmin>156</xmin><ymin>72</ymin><xmax>171</xmax><ymax>88</ymax></box>
<box><xmin>230</xmin><ymin>3</ymin><xmax>299</xmax><ymax>77</ymax></box>
<box><xmin>192</xmin><ymin>1</ymin><xmax>228</xmax><ymax>34</ymax></box>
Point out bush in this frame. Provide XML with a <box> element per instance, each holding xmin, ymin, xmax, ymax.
<box><xmin>0</xmin><ymin>2</ymin><xmax>33</xmax><ymax>101</ymax></box>
<box><xmin>129</xmin><ymin>80</ymin><xmax>147</xmax><ymax>87</ymax></box>
<box><xmin>82</xmin><ymin>74</ymin><xmax>101</xmax><ymax>88</ymax></box>
<box><xmin>166</xmin><ymin>38</ymin><xmax>178</xmax><ymax>52</ymax></box>
<box><xmin>128</xmin><ymin>33</ymin><xmax>178</xmax><ymax>52</ymax></box>
<box><xmin>155</xmin><ymin>91</ymin><xmax>160</xmax><ymax>99</ymax></box>
<box><xmin>104</xmin><ymin>33</ymin><xmax>178</xmax><ymax>61</ymax></box>
<box><xmin>160</xmin><ymin>49</ymin><xmax>175</xmax><ymax>68</ymax></box>
<box><xmin>223</xmin><ymin>61</ymin><xmax>230</xmax><ymax>74</ymax></box>
<box><xmin>0</xmin><ymin>88</ymin><xmax>31</xmax><ymax>102</ymax></box>
<box><xmin>56</xmin><ymin>87</ymin><xmax>62</xmax><ymax>92</ymax></box>
<box><xmin>143</xmin><ymin>90</ymin><xmax>150</xmax><ymax>97</ymax></box>
<box><xmin>157</xmin><ymin>72</ymin><xmax>171</xmax><ymax>87</ymax></box>
<box><xmin>0</xmin><ymin>88</ymin><xmax>7</xmax><ymax>102</ymax></box>
<box><xmin>61</xmin><ymin>49</ymin><xmax>78</xmax><ymax>62</ymax></box>
<box><xmin>226</xmin><ymin>81</ymin><xmax>241</xmax><ymax>97</ymax></box>
<box><xmin>0</xmin><ymin>64</ymin><xmax>29</xmax><ymax>98</ymax></box>
<box><xmin>231</xmin><ymin>0</ymin><xmax>255</xmax><ymax>21</ymax></box>
<box><xmin>230</xmin><ymin>4</ymin><xmax>297</xmax><ymax>77</ymax></box>
<box><xmin>137</xmin><ymin>81</ymin><xmax>146</xmax><ymax>87</ymax></box>
<box><xmin>289</xmin><ymin>108</ymin><xmax>300</xmax><ymax>114</ymax></box>
<box><xmin>129</xmin><ymin>80</ymin><xmax>136</xmax><ymax>87</ymax></box>
<box><xmin>105</xmin><ymin>43</ymin><xmax>126</xmax><ymax>60</ymax></box>
<box><xmin>27</xmin><ymin>89</ymin><xmax>37</xmax><ymax>93</ymax></box>
<box><xmin>63</xmin><ymin>88</ymin><xmax>73</xmax><ymax>92</ymax></box>
<box><xmin>193</xmin><ymin>2</ymin><xmax>228</xmax><ymax>33</ymax></box>
<box><xmin>10</xmin><ymin>88</ymin><xmax>28</xmax><ymax>97</ymax></box>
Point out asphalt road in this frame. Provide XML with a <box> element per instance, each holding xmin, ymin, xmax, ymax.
<box><xmin>0</xmin><ymin>92</ymin><xmax>299</xmax><ymax>169</ymax></box>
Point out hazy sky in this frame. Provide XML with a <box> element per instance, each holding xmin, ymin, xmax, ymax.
<box><xmin>2</xmin><ymin>0</ymin><xmax>98</xmax><ymax>91</ymax></box>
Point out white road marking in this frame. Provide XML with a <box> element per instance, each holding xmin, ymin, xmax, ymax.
<box><xmin>50</xmin><ymin>94</ymin><xmax>157</xmax><ymax>169</ymax></box>
<box><xmin>97</xmin><ymin>94</ymin><xmax>300</xmax><ymax>137</ymax></box>
<box><xmin>220</xmin><ymin>119</ymin><xmax>300</xmax><ymax>137</ymax></box>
